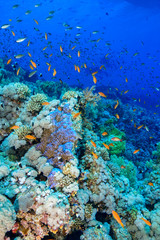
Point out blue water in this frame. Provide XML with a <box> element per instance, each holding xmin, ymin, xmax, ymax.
<box><xmin>0</xmin><ymin>0</ymin><xmax>160</xmax><ymax>113</ymax></box>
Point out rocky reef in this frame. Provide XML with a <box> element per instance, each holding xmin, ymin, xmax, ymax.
<box><xmin>0</xmin><ymin>75</ymin><xmax>160</xmax><ymax>240</ymax></box>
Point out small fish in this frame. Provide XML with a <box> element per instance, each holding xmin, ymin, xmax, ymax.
<box><xmin>42</xmin><ymin>46</ymin><xmax>47</xmax><ymax>51</ymax></box>
<box><xmin>49</xmin><ymin>53</ymin><xmax>53</xmax><ymax>57</ymax></box>
<box><xmin>60</xmin><ymin>46</ymin><xmax>63</xmax><ymax>52</ymax></box>
<box><xmin>17</xmin><ymin>67</ymin><xmax>20</xmax><ymax>76</ymax></box>
<box><xmin>74</xmin><ymin>65</ymin><xmax>77</xmax><ymax>71</ymax></box>
<box><xmin>76</xmin><ymin>26</ymin><xmax>82</xmax><ymax>29</ymax></box>
<box><xmin>84</xmin><ymin>63</ymin><xmax>87</xmax><ymax>68</ymax></box>
<box><xmin>49</xmin><ymin>11</ymin><xmax>55</xmax><ymax>15</ymax></box>
<box><xmin>27</xmin><ymin>40</ymin><xmax>30</xmax><ymax>47</ymax></box>
<box><xmin>100</xmin><ymin>65</ymin><xmax>104</xmax><ymax>70</ymax></box>
<box><xmin>29</xmin><ymin>70</ymin><xmax>37</xmax><ymax>78</ymax></box>
<box><xmin>35</xmin><ymin>4</ymin><xmax>41</xmax><ymax>7</ymax></box>
<box><xmin>125</xmin><ymin>77</ymin><xmax>128</xmax><ymax>82</ymax></box>
<box><xmin>58</xmin><ymin>106</ymin><xmax>62</xmax><ymax>111</ymax></box>
<box><xmin>102</xmin><ymin>132</ymin><xmax>108</xmax><ymax>136</ymax></box>
<box><xmin>109</xmin><ymin>143</ymin><xmax>114</xmax><ymax>147</ymax></box>
<box><xmin>93</xmin><ymin>76</ymin><xmax>97</xmax><ymax>84</ymax></box>
<box><xmin>53</xmin><ymin>69</ymin><xmax>57</xmax><ymax>76</ymax></box>
<box><xmin>78</xmin><ymin>51</ymin><xmax>80</xmax><ymax>57</ymax></box>
<box><xmin>103</xmin><ymin>143</ymin><xmax>110</xmax><ymax>150</ymax></box>
<box><xmin>115</xmin><ymin>114</ymin><xmax>120</xmax><ymax>119</ymax></box>
<box><xmin>73</xmin><ymin>112</ymin><xmax>81</xmax><ymax>118</ymax></box>
<box><xmin>77</xmin><ymin>66</ymin><xmax>80</xmax><ymax>73</ymax></box>
<box><xmin>46</xmin><ymin>16</ymin><xmax>53</xmax><ymax>20</ymax></box>
<box><xmin>92</xmin><ymin>31</ymin><xmax>99</xmax><ymax>34</ymax></box>
<box><xmin>91</xmin><ymin>140</ymin><xmax>96</xmax><ymax>148</ymax></box>
<box><xmin>111</xmin><ymin>137</ymin><xmax>122</xmax><ymax>142</ymax></box>
<box><xmin>28</xmin><ymin>52</ymin><xmax>32</xmax><ymax>57</ymax></box>
<box><xmin>98</xmin><ymin>92</ymin><xmax>106</xmax><ymax>97</ymax></box>
<box><xmin>16</xmin><ymin>37</ymin><xmax>26</xmax><ymax>43</ymax></box>
<box><xmin>148</xmin><ymin>182</ymin><xmax>153</xmax><ymax>186</ymax></box>
<box><xmin>11</xmin><ymin>31</ymin><xmax>15</xmax><ymax>36</ymax></box>
<box><xmin>141</xmin><ymin>218</ymin><xmax>151</xmax><ymax>226</ymax></box>
<box><xmin>10</xmin><ymin>125</ymin><xmax>19</xmax><ymax>130</ymax></box>
<box><xmin>124</xmin><ymin>90</ymin><xmax>129</xmax><ymax>94</ymax></box>
<box><xmin>30</xmin><ymin>60</ymin><xmax>37</xmax><ymax>68</ymax></box>
<box><xmin>137</xmin><ymin>125</ymin><xmax>143</xmax><ymax>130</ymax></box>
<box><xmin>12</xmin><ymin>222</ymin><xmax>19</xmax><ymax>234</ymax></box>
<box><xmin>45</xmin><ymin>32</ymin><xmax>48</xmax><ymax>40</ymax></box>
<box><xmin>42</xmin><ymin>102</ymin><xmax>49</xmax><ymax>106</ymax></box>
<box><xmin>92</xmin><ymin>71</ymin><xmax>98</xmax><ymax>76</ymax></box>
<box><xmin>112</xmin><ymin>210</ymin><xmax>124</xmax><ymax>228</ymax></box>
<box><xmin>1</xmin><ymin>24</ymin><xmax>10</xmax><ymax>29</ymax></box>
<box><xmin>25</xmin><ymin>135</ymin><xmax>36</xmax><ymax>140</ymax></box>
<box><xmin>34</xmin><ymin>19</ymin><xmax>39</xmax><ymax>25</ymax></box>
<box><xmin>25</xmin><ymin>10</ymin><xmax>32</xmax><ymax>15</ymax></box>
<box><xmin>29</xmin><ymin>64</ymin><xmax>34</xmax><ymax>70</ymax></box>
<box><xmin>14</xmin><ymin>54</ymin><xmax>24</xmax><ymax>59</ymax></box>
<box><xmin>48</xmin><ymin>64</ymin><xmax>51</xmax><ymax>71</ymax></box>
<box><xmin>114</xmin><ymin>100</ymin><xmax>119</xmax><ymax>109</ymax></box>
<box><xmin>12</xmin><ymin>4</ymin><xmax>19</xmax><ymax>9</ymax></box>
<box><xmin>92</xmin><ymin>152</ymin><xmax>98</xmax><ymax>159</ymax></box>
<box><xmin>72</xmin><ymin>46</ymin><xmax>76</xmax><ymax>50</ymax></box>
<box><xmin>7</xmin><ymin>59</ymin><xmax>12</xmax><ymax>64</ymax></box>
<box><xmin>133</xmin><ymin>149</ymin><xmax>140</xmax><ymax>154</ymax></box>
<box><xmin>121</xmin><ymin>165</ymin><xmax>126</xmax><ymax>169</ymax></box>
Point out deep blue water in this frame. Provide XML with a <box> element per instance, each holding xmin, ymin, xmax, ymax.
<box><xmin>0</xmin><ymin>0</ymin><xmax>160</xmax><ymax>113</ymax></box>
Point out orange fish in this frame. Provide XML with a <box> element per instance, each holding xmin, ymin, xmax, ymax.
<box><xmin>58</xmin><ymin>106</ymin><xmax>62</xmax><ymax>111</ymax></box>
<box><xmin>53</xmin><ymin>69</ymin><xmax>57</xmax><ymax>77</ymax></box>
<box><xmin>109</xmin><ymin>143</ymin><xmax>114</xmax><ymax>147</ymax></box>
<box><xmin>134</xmin><ymin>123</ymin><xmax>136</xmax><ymax>128</ymax></box>
<box><xmin>112</xmin><ymin>211</ymin><xmax>124</xmax><ymax>228</ymax></box>
<box><xmin>133</xmin><ymin>109</ymin><xmax>137</xmax><ymax>112</ymax></box>
<box><xmin>100</xmin><ymin>65</ymin><xmax>104</xmax><ymax>70</ymax></box>
<box><xmin>73</xmin><ymin>112</ymin><xmax>81</xmax><ymax>118</ymax></box>
<box><xmin>74</xmin><ymin>65</ymin><xmax>77</xmax><ymax>71</ymax></box>
<box><xmin>42</xmin><ymin>46</ymin><xmax>47</xmax><ymax>51</ymax></box>
<box><xmin>148</xmin><ymin>182</ymin><xmax>153</xmax><ymax>186</ymax></box>
<box><xmin>124</xmin><ymin>90</ymin><xmax>129</xmax><ymax>94</ymax></box>
<box><xmin>7</xmin><ymin>59</ymin><xmax>12</xmax><ymax>64</ymax></box>
<box><xmin>92</xmin><ymin>152</ymin><xmax>98</xmax><ymax>159</ymax></box>
<box><xmin>34</xmin><ymin>19</ymin><xmax>39</xmax><ymax>25</ymax></box>
<box><xmin>103</xmin><ymin>143</ymin><xmax>110</xmax><ymax>150</ymax></box>
<box><xmin>42</xmin><ymin>102</ymin><xmax>49</xmax><ymax>106</ymax></box>
<box><xmin>30</xmin><ymin>60</ymin><xmax>37</xmax><ymax>68</ymax></box>
<box><xmin>111</xmin><ymin>137</ymin><xmax>122</xmax><ymax>142</ymax></box>
<box><xmin>125</xmin><ymin>77</ymin><xmax>128</xmax><ymax>82</ymax></box>
<box><xmin>133</xmin><ymin>149</ymin><xmax>140</xmax><ymax>154</ymax></box>
<box><xmin>102</xmin><ymin>132</ymin><xmax>108</xmax><ymax>136</ymax></box>
<box><xmin>84</xmin><ymin>63</ymin><xmax>87</xmax><ymax>68</ymax></box>
<box><xmin>93</xmin><ymin>76</ymin><xmax>97</xmax><ymax>84</ymax></box>
<box><xmin>27</xmin><ymin>40</ymin><xmax>30</xmax><ymax>47</ymax></box>
<box><xmin>78</xmin><ymin>51</ymin><xmax>80</xmax><ymax>57</ymax></box>
<box><xmin>137</xmin><ymin>125</ymin><xmax>143</xmax><ymax>130</ymax></box>
<box><xmin>60</xmin><ymin>46</ymin><xmax>63</xmax><ymax>52</ymax></box>
<box><xmin>48</xmin><ymin>64</ymin><xmax>51</xmax><ymax>71</ymax></box>
<box><xmin>141</xmin><ymin>218</ymin><xmax>151</xmax><ymax>226</ymax></box>
<box><xmin>28</xmin><ymin>52</ymin><xmax>32</xmax><ymax>57</ymax></box>
<box><xmin>11</xmin><ymin>31</ymin><xmax>15</xmax><ymax>36</ymax></box>
<box><xmin>25</xmin><ymin>135</ymin><xmax>36</xmax><ymax>140</ymax></box>
<box><xmin>121</xmin><ymin>165</ymin><xmax>126</xmax><ymax>169</ymax></box>
<box><xmin>98</xmin><ymin>92</ymin><xmax>106</xmax><ymax>98</ymax></box>
<box><xmin>45</xmin><ymin>32</ymin><xmax>48</xmax><ymax>40</ymax></box>
<box><xmin>10</xmin><ymin>125</ymin><xmax>19</xmax><ymax>130</ymax></box>
<box><xmin>12</xmin><ymin>222</ymin><xmax>19</xmax><ymax>234</ymax></box>
<box><xmin>90</xmin><ymin>140</ymin><xmax>96</xmax><ymax>148</ymax></box>
<box><xmin>114</xmin><ymin>100</ymin><xmax>119</xmax><ymax>109</ymax></box>
<box><xmin>17</xmin><ymin>67</ymin><xmax>20</xmax><ymax>76</ymax></box>
<box><xmin>115</xmin><ymin>114</ymin><xmax>120</xmax><ymax>119</ymax></box>
<box><xmin>72</xmin><ymin>46</ymin><xmax>76</xmax><ymax>50</ymax></box>
<box><xmin>77</xmin><ymin>66</ymin><xmax>80</xmax><ymax>73</ymax></box>
<box><xmin>49</xmin><ymin>53</ymin><xmax>53</xmax><ymax>57</ymax></box>
<box><xmin>29</xmin><ymin>64</ymin><xmax>34</xmax><ymax>70</ymax></box>
<box><xmin>92</xmin><ymin>71</ymin><xmax>98</xmax><ymax>76</ymax></box>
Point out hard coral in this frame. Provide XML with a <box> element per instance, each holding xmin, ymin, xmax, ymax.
<box><xmin>27</xmin><ymin>93</ymin><xmax>47</xmax><ymax>113</ymax></box>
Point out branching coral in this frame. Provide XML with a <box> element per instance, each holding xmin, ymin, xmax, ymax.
<box><xmin>27</xmin><ymin>93</ymin><xmax>47</xmax><ymax>113</ymax></box>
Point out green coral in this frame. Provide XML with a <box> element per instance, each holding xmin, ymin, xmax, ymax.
<box><xmin>15</xmin><ymin>83</ymin><xmax>31</xmax><ymax>100</ymax></box>
<box><xmin>27</xmin><ymin>93</ymin><xmax>47</xmax><ymax>113</ymax></box>
<box><xmin>14</xmin><ymin>125</ymin><xmax>32</xmax><ymax>139</ymax></box>
<box><xmin>110</xmin><ymin>155</ymin><xmax>137</xmax><ymax>186</ymax></box>
<box><xmin>104</xmin><ymin>125</ymin><xmax>126</xmax><ymax>155</ymax></box>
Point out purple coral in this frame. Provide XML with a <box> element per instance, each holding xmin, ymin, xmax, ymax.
<box><xmin>37</xmin><ymin>104</ymin><xmax>77</xmax><ymax>171</ymax></box>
